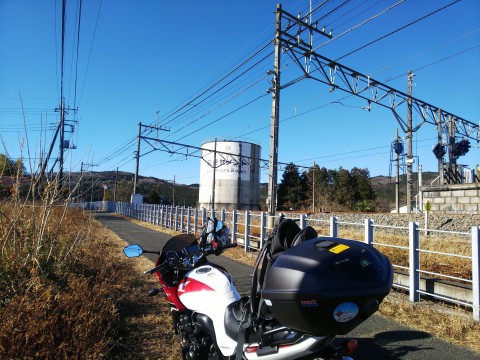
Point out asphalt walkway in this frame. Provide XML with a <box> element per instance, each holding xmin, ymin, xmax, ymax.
<box><xmin>94</xmin><ymin>212</ymin><xmax>480</xmax><ymax>360</ymax></box>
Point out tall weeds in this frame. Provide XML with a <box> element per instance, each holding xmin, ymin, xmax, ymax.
<box><xmin>0</xmin><ymin>168</ymin><xmax>125</xmax><ymax>358</ymax></box>
<box><xmin>0</xmin><ymin>171</ymin><xmax>84</xmax><ymax>292</ymax></box>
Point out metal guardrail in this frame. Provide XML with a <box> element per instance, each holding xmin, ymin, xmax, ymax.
<box><xmin>71</xmin><ymin>201</ymin><xmax>479</xmax><ymax>321</ymax></box>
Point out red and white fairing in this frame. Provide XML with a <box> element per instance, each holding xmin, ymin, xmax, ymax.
<box><xmin>178</xmin><ymin>265</ymin><xmax>241</xmax><ymax>355</ymax></box>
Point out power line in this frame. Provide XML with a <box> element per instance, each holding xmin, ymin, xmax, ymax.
<box><xmin>312</xmin><ymin>0</ymin><xmax>406</xmax><ymax>53</ymax></box>
<box><xmin>386</xmin><ymin>43</ymin><xmax>480</xmax><ymax>82</ymax></box>
<box><xmin>335</xmin><ymin>0</ymin><xmax>462</xmax><ymax>61</ymax></box>
<box><xmin>376</xmin><ymin>27</ymin><xmax>480</xmax><ymax>77</ymax></box>
<box><xmin>160</xmin><ymin>42</ymin><xmax>273</xmax><ymax>127</ymax></box>
<box><xmin>167</xmin><ymin>73</ymin><xmax>270</xmax><ymax>140</ymax></box>
<box><xmin>73</xmin><ymin>0</ymin><xmax>83</xmax><ymax>110</ymax></box>
<box><xmin>78</xmin><ymin>0</ymin><xmax>103</xmax><ymax>106</ymax></box>
<box><xmin>174</xmin><ymin>94</ymin><xmax>268</xmax><ymax>143</ymax></box>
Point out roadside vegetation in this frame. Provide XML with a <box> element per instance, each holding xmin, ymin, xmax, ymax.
<box><xmin>0</xmin><ymin>195</ymin><xmax>177</xmax><ymax>359</ymax></box>
<box><xmin>0</xmin><ymin>155</ymin><xmax>176</xmax><ymax>359</ymax></box>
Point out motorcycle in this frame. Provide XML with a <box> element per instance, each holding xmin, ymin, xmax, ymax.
<box><xmin>123</xmin><ymin>216</ymin><xmax>393</xmax><ymax>360</ymax></box>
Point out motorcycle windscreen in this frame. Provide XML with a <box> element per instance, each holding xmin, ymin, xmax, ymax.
<box><xmin>156</xmin><ymin>234</ymin><xmax>197</xmax><ymax>265</ymax></box>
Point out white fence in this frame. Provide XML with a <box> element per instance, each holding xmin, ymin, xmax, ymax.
<box><xmin>72</xmin><ymin>201</ymin><xmax>480</xmax><ymax>321</ymax></box>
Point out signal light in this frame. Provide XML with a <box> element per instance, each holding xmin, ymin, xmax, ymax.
<box><xmin>451</xmin><ymin>139</ymin><xmax>471</xmax><ymax>158</ymax></box>
<box><xmin>393</xmin><ymin>140</ymin><xmax>404</xmax><ymax>155</ymax></box>
<box><xmin>432</xmin><ymin>143</ymin><xmax>446</xmax><ymax>159</ymax></box>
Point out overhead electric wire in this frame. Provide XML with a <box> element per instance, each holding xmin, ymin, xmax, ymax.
<box><xmin>327</xmin><ymin>0</ymin><xmax>382</xmax><ymax>30</ymax></box>
<box><xmin>78</xmin><ymin>0</ymin><xmax>103</xmax><ymax>106</ymax></box>
<box><xmin>312</xmin><ymin>0</ymin><xmax>353</xmax><ymax>23</ymax></box>
<box><xmin>277</xmin><ymin>0</ymin><xmax>405</xmax><ymax>81</ymax></box>
<box><xmin>335</xmin><ymin>0</ymin><xmax>462</xmax><ymax>61</ymax></box>
<box><xmin>377</xmin><ymin>27</ymin><xmax>480</xmax><ymax>76</ymax></box>
<box><xmin>155</xmin><ymin>0</ymin><xmax>315</xmax><ymax>128</ymax></box>
<box><xmin>157</xmin><ymin>18</ymin><xmax>276</xmax><ymax>123</ymax></box>
<box><xmin>312</xmin><ymin>0</ymin><xmax>406</xmax><ymax>52</ymax></box>
<box><xmin>293</xmin><ymin>137</ymin><xmax>437</xmax><ymax>165</ymax></box>
<box><xmin>174</xmin><ymin>93</ymin><xmax>269</xmax><ymax>143</ymax></box>
<box><xmin>231</xmin><ymin>94</ymin><xmax>358</xmax><ymax>142</ymax></box>
<box><xmin>386</xmin><ymin>43</ymin><xmax>480</xmax><ymax>82</ymax></box>
<box><xmin>73</xmin><ymin>0</ymin><xmax>83</xmax><ymax>110</ymax></box>
<box><xmin>163</xmin><ymin>61</ymin><xmax>271</xmax><ymax>134</ymax></box>
<box><xmin>166</xmin><ymin>74</ymin><xmax>270</xmax><ymax>140</ymax></box>
<box><xmin>160</xmin><ymin>42</ymin><xmax>273</xmax><ymax>127</ymax></box>
<box><xmin>163</xmin><ymin>61</ymin><xmax>271</xmax><ymax>137</ymax></box>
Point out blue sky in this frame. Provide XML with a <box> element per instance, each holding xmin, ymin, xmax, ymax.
<box><xmin>1</xmin><ymin>0</ymin><xmax>479</xmax><ymax>185</ymax></box>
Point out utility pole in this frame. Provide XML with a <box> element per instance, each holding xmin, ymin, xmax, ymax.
<box><xmin>312</xmin><ymin>161</ymin><xmax>316</xmax><ymax>213</ymax></box>
<box><xmin>172</xmin><ymin>175</ymin><xmax>176</xmax><ymax>207</ymax></box>
<box><xmin>395</xmin><ymin>129</ymin><xmax>400</xmax><ymax>214</ymax></box>
<box><xmin>133</xmin><ymin>122</ymin><xmax>142</xmax><ymax>196</ymax></box>
<box><xmin>267</xmin><ymin>4</ymin><xmax>282</xmax><ymax>226</ymax></box>
<box><xmin>406</xmin><ymin>71</ymin><xmax>415</xmax><ymax>213</ymax></box>
<box><xmin>437</xmin><ymin>108</ymin><xmax>444</xmax><ymax>185</ymax></box>
<box><xmin>448</xmin><ymin>115</ymin><xmax>456</xmax><ymax>181</ymax></box>
<box><xmin>81</xmin><ymin>162</ymin><xmax>98</xmax><ymax>202</ymax></box>
<box><xmin>114</xmin><ymin>167</ymin><xmax>118</xmax><ymax>202</ymax></box>
<box><xmin>211</xmin><ymin>139</ymin><xmax>217</xmax><ymax>210</ymax></box>
<box><xmin>59</xmin><ymin>97</ymin><xmax>65</xmax><ymax>181</ymax></box>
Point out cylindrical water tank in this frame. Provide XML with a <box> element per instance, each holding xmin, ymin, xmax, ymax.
<box><xmin>198</xmin><ymin>140</ymin><xmax>261</xmax><ymax>210</ymax></box>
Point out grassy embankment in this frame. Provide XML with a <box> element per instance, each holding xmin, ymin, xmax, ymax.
<box><xmin>0</xmin><ymin>180</ymin><xmax>179</xmax><ymax>359</ymax></box>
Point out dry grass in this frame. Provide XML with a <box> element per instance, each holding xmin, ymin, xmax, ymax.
<box><xmin>379</xmin><ymin>291</ymin><xmax>480</xmax><ymax>353</ymax></box>
<box><xmin>0</xmin><ymin>206</ymin><xmax>181</xmax><ymax>359</ymax></box>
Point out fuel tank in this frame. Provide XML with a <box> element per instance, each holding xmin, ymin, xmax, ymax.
<box><xmin>178</xmin><ymin>265</ymin><xmax>241</xmax><ymax>355</ymax></box>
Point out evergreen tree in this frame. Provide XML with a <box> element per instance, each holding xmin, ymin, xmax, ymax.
<box><xmin>277</xmin><ymin>163</ymin><xmax>306</xmax><ymax>210</ymax></box>
<box><xmin>351</xmin><ymin>167</ymin><xmax>376</xmax><ymax>211</ymax></box>
<box><xmin>0</xmin><ymin>154</ymin><xmax>15</xmax><ymax>176</ymax></box>
<box><xmin>147</xmin><ymin>190</ymin><xmax>161</xmax><ymax>204</ymax></box>
<box><xmin>14</xmin><ymin>159</ymin><xmax>27</xmax><ymax>176</ymax></box>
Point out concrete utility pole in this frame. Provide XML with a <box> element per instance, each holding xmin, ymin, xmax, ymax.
<box><xmin>448</xmin><ymin>115</ymin><xmax>456</xmax><ymax>179</ymax></box>
<box><xmin>406</xmin><ymin>71</ymin><xmax>415</xmax><ymax>213</ymax></box>
<box><xmin>267</xmin><ymin>4</ymin><xmax>282</xmax><ymax>226</ymax></box>
<box><xmin>133</xmin><ymin>122</ymin><xmax>142</xmax><ymax>195</ymax></box>
<box><xmin>312</xmin><ymin>161</ymin><xmax>316</xmax><ymax>213</ymax></box>
<box><xmin>211</xmin><ymin>139</ymin><xmax>217</xmax><ymax>210</ymax></box>
<box><xmin>395</xmin><ymin>129</ymin><xmax>400</xmax><ymax>214</ymax></box>
<box><xmin>437</xmin><ymin>108</ymin><xmax>444</xmax><ymax>185</ymax></box>
<box><xmin>114</xmin><ymin>167</ymin><xmax>118</xmax><ymax>202</ymax></box>
<box><xmin>59</xmin><ymin>97</ymin><xmax>65</xmax><ymax>181</ymax></box>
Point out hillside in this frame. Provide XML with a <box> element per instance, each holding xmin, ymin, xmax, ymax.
<box><xmin>67</xmin><ymin>171</ymin><xmax>199</xmax><ymax>207</ymax></box>
<box><xmin>371</xmin><ymin>171</ymin><xmax>439</xmax><ymax>212</ymax></box>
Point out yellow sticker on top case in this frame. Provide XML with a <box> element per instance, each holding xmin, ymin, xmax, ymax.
<box><xmin>329</xmin><ymin>244</ymin><xmax>350</xmax><ymax>254</ymax></box>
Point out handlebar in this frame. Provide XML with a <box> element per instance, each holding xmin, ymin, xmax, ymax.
<box><xmin>143</xmin><ymin>242</ymin><xmax>237</xmax><ymax>275</ymax></box>
<box><xmin>144</xmin><ymin>263</ymin><xmax>165</xmax><ymax>275</ymax></box>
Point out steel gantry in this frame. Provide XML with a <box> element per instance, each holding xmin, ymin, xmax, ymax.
<box><xmin>267</xmin><ymin>4</ymin><xmax>479</xmax><ymax>214</ymax></box>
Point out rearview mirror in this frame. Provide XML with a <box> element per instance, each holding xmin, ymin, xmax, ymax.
<box><xmin>123</xmin><ymin>244</ymin><xmax>143</xmax><ymax>258</ymax></box>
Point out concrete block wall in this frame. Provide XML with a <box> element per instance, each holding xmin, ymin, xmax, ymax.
<box><xmin>422</xmin><ymin>183</ymin><xmax>480</xmax><ymax>214</ymax></box>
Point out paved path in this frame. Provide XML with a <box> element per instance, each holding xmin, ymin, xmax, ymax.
<box><xmin>94</xmin><ymin>212</ymin><xmax>480</xmax><ymax>360</ymax></box>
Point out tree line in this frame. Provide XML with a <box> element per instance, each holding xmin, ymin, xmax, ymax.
<box><xmin>0</xmin><ymin>154</ymin><xmax>27</xmax><ymax>177</ymax></box>
<box><xmin>277</xmin><ymin>163</ymin><xmax>376</xmax><ymax>212</ymax></box>
<box><xmin>1</xmin><ymin>153</ymin><xmax>377</xmax><ymax>212</ymax></box>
